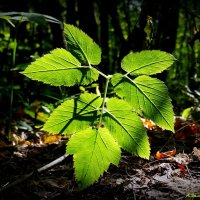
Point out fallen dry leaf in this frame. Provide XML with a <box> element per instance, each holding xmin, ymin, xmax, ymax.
<box><xmin>192</xmin><ymin>147</ymin><xmax>200</xmax><ymax>160</ymax></box>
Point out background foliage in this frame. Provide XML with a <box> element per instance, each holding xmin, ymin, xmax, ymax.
<box><xmin>0</xmin><ymin>0</ymin><xmax>200</xmax><ymax>127</ymax></box>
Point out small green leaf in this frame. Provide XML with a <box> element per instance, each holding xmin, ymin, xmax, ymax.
<box><xmin>121</xmin><ymin>50</ymin><xmax>176</xmax><ymax>76</ymax></box>
<box><xmin>42</xmin><ymin>93</ymin><xmax>102</xmax><ymax>134</ymax></box>
<box><xmin>103</xmin><ymin>98</ymin><xmax>150</xmax><ymax>159</ymax></box>
<box><xmin>64</xmin><ymin>24</ymin><xmax>101</xmax><ymax>65</ymax></box>
<box><xmin>181</xmin><ymin>107</ymin><xmax>192</xmax><ymax>118</ymax></box>
<box><xmin>22</xmin><ymin>48</ymin><xmax>99</xmax><ymax>86</ymax></box>
<box><xmin>112</xmin><ymin>74</ymin><xmax>174</xmax><ymax>132</ymax></box>
<box><xmin>67</xmin><ymin>127</ymin><xmax>121</xmax><ymax>190</ymax></box>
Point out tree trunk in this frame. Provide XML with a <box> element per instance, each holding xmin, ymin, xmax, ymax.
<box><xmin>66</xmin><ymin>0</ymin><xmax>77</xmax><ymax>25</ymax></box>
<box><xmin>99</xmin><ymin>0</ymin><xmax>109</xmax><ymax>74</ymax></box>
<box><xmin>128</xmin><ymin>0</ymin><xmax>179</xmax><ymax>80</ymax></box>
<box><xmin>77</xmin><ymin>0</ymin><xmax>98</xmax><ymax>42</ymax></box>
<box><xmin>155</xmin><ymin>0</ymin><xmax>179</xmax><ymax>53</ymax></box>
<box><xmin>34</xmin><ymin>0</ymin><xmax>65</xmax><ymax>48</ymax></box>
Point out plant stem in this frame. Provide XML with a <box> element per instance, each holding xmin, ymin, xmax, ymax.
<box><xmin>96</xmin><ymin>69</ymin><xmax>108</xmax><ymax>79</ymax></box>
<box><xmin>83</xmin><ymin>65</ymin><xmax>108</xmax><ymax>79</ymax></box>
<box><xmin>99</xmin><ymin>76</ymin><xmax>111</xmax><ymax>126</ymax></box>
<box><xmin>12</xmin><ymin>38</ymin><xmax>17</xmax><ymax>67</ymax></box>
<box><xmin>8</xmin><ymin>34</ymin><xmax>17</xmax><ymax>141</ymax></box>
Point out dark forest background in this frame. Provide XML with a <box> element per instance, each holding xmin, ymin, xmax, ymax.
<box><xmin>0</xmin><ymin>0</ymin><xmax>200</xmax><ymax>128</ymax></box>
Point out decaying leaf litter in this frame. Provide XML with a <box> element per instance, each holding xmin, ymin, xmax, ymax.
<box><xmin>0</xmin><ymin>116</ymin><xmax>200</xmax><ymax>200</ymax></box>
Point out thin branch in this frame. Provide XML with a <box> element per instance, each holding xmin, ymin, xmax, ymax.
<box><xmin>0</xmin><ymin>154</ymin><xmax>69</xmax><ymax>193</ymax></box>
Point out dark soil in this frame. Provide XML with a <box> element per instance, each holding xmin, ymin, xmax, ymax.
<box><xmin>1</xmin><ymin>119</ymin><xmax>200</xmax><ymax>200</ymax></box>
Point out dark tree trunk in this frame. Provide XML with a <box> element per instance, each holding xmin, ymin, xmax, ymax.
<box><xmin>128</xmin><ymin>0</ymin><xmax>179</xmax><ymax>80</ymax></box>
<box><xmin>107</xmin><ymin>0</ymin><xmax>127</xmax><ymax>71</ymax></box>
<box><xmin>99</xmin><ymin>0</ymin><xmax>109</xmax><ymax>74</ymax></box>
<box><xmin>154</xmin><ymin>0</ymin><xmax>179</xmax><ymax>81</ymax></box>
<box><xmin>34</xmin><ymin>0</ymin><xmax>65</xmax><ymax>48</ymax></box>
<box><xmin>128</xmin><ymin>0</ymin><xmax>179</xmax><ymax>53</ymax></box>
<box><xmin>155</xmin><ymin>0</ymin><xmax>179</xmax><ymax>53</ymax></box>
<box><xmin>127</xmin><ymin>0</ymin><xmax>153</xmax><ymax>52</ymax></box>
<box><xmin>66</xmin><ymin>0</ymin><xmax>77</xmax><ymax>25</ymax></box>
<box><xmin>77</xmin><ymin>0</ymin><xmax>98</xmax><ymax>42</ymax></box>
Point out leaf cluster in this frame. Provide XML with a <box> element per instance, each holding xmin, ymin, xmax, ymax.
<box><xmin>22</xmin><ymin>23</ymin><xmax>176</xmax><ymax>189</ymax></box>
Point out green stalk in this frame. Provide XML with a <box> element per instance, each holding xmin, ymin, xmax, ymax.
<box><xmin>99</xmin><ymin>75</ymin><xmax>112</xmax><ymax>126</ymax></box>
<box><xmin>12</xmin><ymin>38</ymin><xmax>17</xmax><ymax>67</ymax></box>
<box><xmin>96</xmin><ymin>69</ymin><xmax>108</xmax><ymax>79</ymax></box>
<box><xmin>87</xmin><ymin>64</ymin><xmax>108</xmax><ymax>79</ymax></box>
<box><xmin>8</xmin><ymin>29</ymin><xmax>18</xmax><ymax>141</ymax></box>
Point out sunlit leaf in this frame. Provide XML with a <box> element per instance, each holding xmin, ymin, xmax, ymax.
<box><xmin>22</xmin><ymin>48</ymin><xmax>99</xmax><ymax>86</ymax></box>
<box><xmin>181</xmin><ymin>107</ymin><xmax>192</xmax><ymax>118</ymax></box>
<box><xmin>42</xmin><ymin>93</ymin><xmax>102</xmax><ymax>134</ymax></box>
<box><xmin>121</xmin><ymin>50</ymin><xmax>176</xmax><ymax>76</ymax></box>
<box><xmin>67</xmin><ymin>127</ymin><xmax>121</xmax><ymax>189</ymax></box>
<box><xmin>103</xmin><ymin>98</ymin><xmax>150</xmax><ymax>159</ymax></box>
<box><xmin>112</xmin><ymin>74</ymin><xmax>174</xmax><ymax>132</ymax></box>
<box><xmin>64</xmin><ymin>24</ymin><xmax>101</xmax><ymax>65</ymax></box>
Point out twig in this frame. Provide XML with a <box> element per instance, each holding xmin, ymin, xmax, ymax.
<box><xmin>37</xmin><ymin>154</ymin><xmax>68</xmax><ymax>173</ymax></box>
<box><xmin>0</xmin><ymin>154</ymin><xmax>69</xmax><ymax>193</ymax></box>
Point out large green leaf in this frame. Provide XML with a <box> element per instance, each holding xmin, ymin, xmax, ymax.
<box><xmin>67</xmin><ymin>127</ymin><xmax>121</xmax><ymax>190</ymax></box>
<box><xmin>103</xmin><ymin>98</ymin><xmax>150</xmax><ymax>159</ymax></box>
<box><xmin>64</xmin><ymin>24</ymin><xmax>101</xmax><ymax>65</ymax></box>
<box><xmin>121</xmin><ymin>50</ymin><xmax>176</xmax><ymax>76</ymax></box>
<box><xmin>42</xmin><ymin>93</ymin><xmax>102</xmax><ymax>134</ymax></box>
<box><xmin>112</xmin><ymin>74</ymin><xmax>174</xmax><ymax>132</ymax></box>
<box><xmin>22</xmin><ymin>48</ymin><xmax>99</xmax><ymax>86</ymax></box>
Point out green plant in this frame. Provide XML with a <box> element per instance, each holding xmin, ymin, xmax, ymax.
<box><xmin>21</xmin><ymin>23</ymin><xmax>176</xmax><ymax>189</ymax></box>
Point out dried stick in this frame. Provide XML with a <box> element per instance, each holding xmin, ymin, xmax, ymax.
<box><xmin>0</xmin><ymin>154</ymin><xmax>69</xmax><ymax>193</ymax></box>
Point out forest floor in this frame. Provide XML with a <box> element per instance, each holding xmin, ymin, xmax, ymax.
<box><xmin>1</xmin><ymin>117</ymin><xmax>200</xmax><ymax>200</ymax></box>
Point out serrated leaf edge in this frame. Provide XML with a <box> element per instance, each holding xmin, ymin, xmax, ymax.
<box><xmin>125</xmin><ymin>75</ymin><xmax>174</xmax><ymax>132</ymax></box>
<box><xmin>65</xmin><ymin>24</ymin><xmax>91</xmax><ymax>66</ymax></box>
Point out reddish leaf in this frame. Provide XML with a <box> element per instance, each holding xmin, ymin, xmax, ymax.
<box><xmin>176</xmin><ymin>162</ymin><xmax>187</xmax><ymax>174</ymax></box>
<box><xmin>155</xmin><ymin>149</ymin><xmax>176</xmax><ymax>160</ymax></box>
